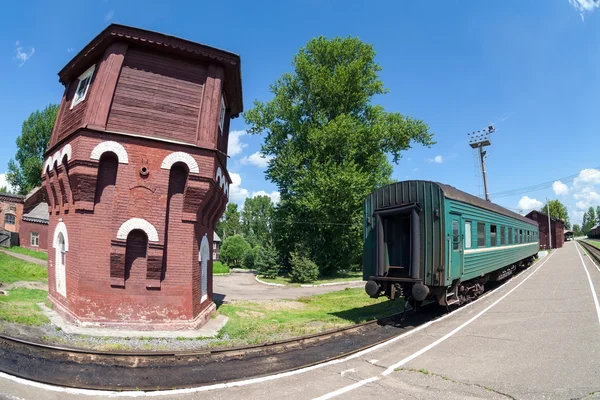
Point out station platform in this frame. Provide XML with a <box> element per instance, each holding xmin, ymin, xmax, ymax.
<box><xmin>1</xmin><ymin>241</ymin><xmax>599</xmax><ymax>400</ymax></box>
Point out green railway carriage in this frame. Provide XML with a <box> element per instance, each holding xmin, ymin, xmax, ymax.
<box><xmin>363</xmin><ymin>180</ymin><xmax>539</xmax><ymax>306</ymax></box>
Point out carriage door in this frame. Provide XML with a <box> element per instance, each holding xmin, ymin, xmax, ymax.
<box><xmin>448</xmin><ymin>214</ymin><xmax>463</xmax><ymax>282</ymax></box>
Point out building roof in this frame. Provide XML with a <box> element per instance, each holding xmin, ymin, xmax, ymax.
<box><xmin>524</xmin><ymin>210</ymin><xmax>565</xmax><ymax>226</ymax></box>
<box><xmin>213</xmin><ymin>231</ymin><xmax>221</xmax><ymax>242</ymax></box>
<box><xmin>436</xmin><ymin>182</ymin><xmax>538</xmax><ymax>226</ymax></box>
<box><xmin>0</xmin><ymin>192</ymin><xmax>25</xmax><ymax>203</ymax></box>
<box><xmin>58</xmin><ymin>24</ymin><xmax>243</xmax><ymax>117</ymax></box>
<box><xmin>22</xmin><ymin>202</ymin><xmax>49</xmax><ymax>224</ymax></box>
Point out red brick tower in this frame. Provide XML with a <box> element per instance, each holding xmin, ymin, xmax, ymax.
<box><xmin>42</xmin><ymin>25</ymin><xmax>242</xmax><ymax>329</ymax></box>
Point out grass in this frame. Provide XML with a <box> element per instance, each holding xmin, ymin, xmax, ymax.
<box><xmin>0</xmin><ymin>253</ymin><xmax>48</xmax><ymax>284</ymax></box>
<box><xmin>217</xmin><ymin>287</ymin><xmax>396</xmax><ymax>344</ymax></box>
<box><xmin>0</xmin><ymin>288</ymin><xmax>49</xmax><ymax>325</ymax></box>
<box><xmin>258</xmin><ymin>271</ymin><xmax>363</xmax><ymax>286</ymax></box>
<box><xmin>585</xmin><ymin>240</ymin><xmax>600</xmax><ymax>250</ymax></box>
<box><xmin>4</xmin><ymin>246</ymin><xmax>48</xmax><ymax>261</ymax></box>
<box><xmin>213</xmin><ymin>261</ymin><xmax>230</xmax><ymax>274</ymax></box>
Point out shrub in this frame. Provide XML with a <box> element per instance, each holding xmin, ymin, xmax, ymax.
<box><xmin>220</xmin><ymin>235</ymin><xmax>251</xmax><ymax>268</ymax></box>
<box><xmin>288</xmin><ymin>252</ymin><xmax>319</xmax><ymax>283</ymax></box>
<box><xmin>213</xmin><ymin>261</ymin><xmax>230</xmax><ymax>274</ymax></box>
<box><xmin>243</xmin><ymin>246</ymin><xmax>259</xmax><ymax>269</ymax></box>
<box><xmin>255</xmin><ymin>246</ymin><xmax>281</xmax><ymax>279</ymax></box>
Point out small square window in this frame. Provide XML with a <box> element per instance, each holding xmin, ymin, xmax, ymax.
<box><xmin>71</xmin><ymin>65</ymin><xmax>96</xmax><ymax>109</ymax></box>
<box><xmin>218</xmin><ymin>95</ymin><xmax>226</xmax><ymax>134</ymax></box>
<box><xmin>4</xmin><ymin>214</ymin><xmax>15</xmax><ymax>225</ymax></box>
<box><xmin>30</xmin><ymin>232</ymin><xmax>39</xmax><ymax>247</ymax></box>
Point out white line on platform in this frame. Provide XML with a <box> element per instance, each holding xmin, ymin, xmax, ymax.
<box><xmin>312</xmin><ymin>251</ymin><xmax>556</xmax><ymax>400</ymax></box>
<box><xmin>575</xmin><ymin>242</ymin><xmax>600</xmax><ymax>326</ymax></box>
<box><xmin>312</xmin><ymin>377</ymin><xmax>380</xmax><ymax>400</ymax></box>
<box><xmin>0</xmin><ymin>253</ymin><xmax>555</xmax><ymax>398</ymax></box>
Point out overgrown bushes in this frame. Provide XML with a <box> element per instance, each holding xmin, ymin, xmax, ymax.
<box><xmin>255</xmin><ymin>246</ymin><xmax>281</xmax><ymax>279</ymax></box>
<box><xmin>213</xmin><ymin>261</ymin><xmax>230</xmax><ymax>274</ymax></box>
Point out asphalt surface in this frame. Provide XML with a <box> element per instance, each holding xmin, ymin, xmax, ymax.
<box><xmin>213</xmin><ymin>271</ymin><xmax>363</xmax><ymax>301</ymax></box>
<box><xmin>1</xmin><ymin>241</ymin><xmax>599</xmax><ymax>400</ymax></box>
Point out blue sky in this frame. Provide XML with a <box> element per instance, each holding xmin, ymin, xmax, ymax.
<box><xmin>1</xmin><ymin>0</ymin><xmax>600</xmax><ymax>225</ymax></box>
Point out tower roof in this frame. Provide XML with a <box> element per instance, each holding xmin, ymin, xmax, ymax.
<box><xmin>58</xmin><ymin>24</ymin><xmax>243</xmax><ymax>116</ymax></box>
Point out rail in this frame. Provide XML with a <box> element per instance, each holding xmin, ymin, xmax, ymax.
<box><xmin>578</xmin><ymin>240</ymin><xmax>600</xmax><ymax>265</ymax></box>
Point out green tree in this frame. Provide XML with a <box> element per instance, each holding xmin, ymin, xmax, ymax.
<box><xmin>582</xmin><ymin>207</ymin><xmax>597</xmax><ymax>235</ymax></box>
<box><xmin>255</xmin><ymin>245</ymin><xmax>281</xmax><ymax>279</ymax></box>
<box><xmin>219</xmin><ymin>234</ymin><xmax>251</xmax><ymax>268</ymax></box>
<box><xmin>572</xmin><ymin>224</ymin><xmax>581</xmax><ymax>237</ymax></box>
<box><xmin>0</xmin><ymin>186</ymin><xmax>8</xmax><ymax>194</ymax></box>
<box><xmin>7</xmin><ymin>104</ymin><xmax>59</xmax><ymax>194</ymax></box>
<box><xmin>217</xmin><ymin>203</ymin><xmax>241</xmax><ymax>240</ymax></box>
<box><xmin>288</xmin><ymin>251</ymin><xmax>319</xmax><ymax>283</ymax></box>
<box><xmin>540</xmin><ymin>200</ymin><xmax>570</xmax><ymax>229</ymax></box>
<box><xmin>245</xmin><ymin>36</ymin><xmax>433</xmax><ymax>275</ymax></box>
<box><xmin>241</xmin><ymin>195</ymin><xmax>274</xmax><ymax>248</ymax></box>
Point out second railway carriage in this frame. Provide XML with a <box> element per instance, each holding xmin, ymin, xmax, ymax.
<box><xmin>363</xmin><ymin>180</ymin><xmax>539</xmax><ymax>306</ymax></box>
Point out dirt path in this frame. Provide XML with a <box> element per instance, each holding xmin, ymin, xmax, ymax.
<box><xmin>0</xmin><ymin>249</ymin><xmax>47</xmax><ymax>266</ymax></box>
<box><xmin>213</xmin><ymin>271</ymin><xmax>364</xmax><ymax>302</ymax></box>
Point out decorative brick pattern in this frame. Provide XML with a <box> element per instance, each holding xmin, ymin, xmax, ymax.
<box><xmin>116</xmin><ymin>218</ymin><xmax>159</xmax><ymax>242</ymax></box>
<box><xmin>90</xmin><ymin>141</ymin><xmax>129</xmax><ymax>164</ymax></box>
<box><xmin>161</xmin><ymin>151</ymin><xmax>200</xmax><ymax>174</ymax></box>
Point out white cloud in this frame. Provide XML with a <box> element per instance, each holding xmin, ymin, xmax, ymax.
<box><xmin>573</xmin><ymin>190</ymin><xmax>600</xmax><ymax>209</ymax></box>
<box><xmin>241</xmin><ymin>152</ymin><xmax>274</xmax><ymax>168</ymax></box>
<box><xmin>573</xmin><ymin>168</ymin><xmax>600</xmax><ymax>188</ymax></box>
<box><xmin>251</xmin><ymin>190</ymin><xmax>280</xmax><ymax>204</ymax></box>
<box><xmin>0</xmin><ymin>173</ymin><xmax>14</xmax><ymax>192</ymax></box>
<box><xmin>552</xmin><ymin>180</ymin><xmax>569</xmax><ymax>196</ymax></box>
<box><xmin>228</xmin><ymin>172</ymin><xmax>249</xmax><ymax>203</ymax></box>
<box><xmin>576</xmin><ymin>201</ymin><xmax>588</xmax><ymax>210</ymax></box>
<box><xmin>105</xmin><ymin>9</ymin><xmax>115</xmax><ymax>21</ymax></box>
<box><xmin>569</xmin><ymin>0</ymin><xmax>600</xmax><ymax>20</ymax></box>
<box><xmin>427</xmin><ymin>155</ymin><xmax>443</xmax><ymax>164</ymax></box>
<box><xmin>571</xmin><ymin>210</ymin><xmax>585</xmax><ymax>225</ymax></box>
<box><xmin>517</xmin><ymin>196</ymin><xmax>543</xmax><ymax>210</ymax></box>
<box><xmin>227</xmin><ymin>130</ymin><xmax>248</xmax><ymax>157</ymax></box>
<box><xmin>15</xmin><ymin>41</ymin><xmax>34</xmax><ymax>66</ymax></box>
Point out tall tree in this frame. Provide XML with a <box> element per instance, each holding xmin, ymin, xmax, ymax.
<box><xmin>241</xmin><ymin>195</ymin><xmax>274</xmax><ymax>247</ymax></box>
<box><xmin>582</xmin><ymin>207</ymin><xmax>597</xmax><ymax>235</ymax></box>
<box><xmin>217</xmin><ymin>203</ymin><xmax>241</xmax><ymax>239</ymax></box>
<box><xmin>245</xmin><ymin>36</ymin><xmax>434</xmax><ymax>275</ymax></box>
<box><xmin>540</xmin><ymin>199</ymin><xmax>570</xmax><ymax>229</ymax></box>
<box><xmin>573</xmin><ymin>224</ymin><xmax>581</xmax><ymax>237</ymax></box>
<box><xmin>7</xmin><ymin>104</ymin><xmax>59</xmax><ymax>194</ymax></box>
<box><xmin>219</xmin><ymin>234</ymin><xmax>251</xmax><ymax>268</ymax></box>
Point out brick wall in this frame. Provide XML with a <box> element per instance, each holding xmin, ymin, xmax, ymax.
<box><xmin>18</xmin><ymin>220</ymin><xmax>48</xmax><ymax>251</ymax></box>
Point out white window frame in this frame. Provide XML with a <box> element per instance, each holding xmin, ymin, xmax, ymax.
<box><xmin>213</xmin><ymin>251</ymin><xmax>217</xmax><ymax>260</ymax></box>
<box><xmin>30</xmin><ymin>232</ymin><xmax>39</xmax><ymax>247</ymax></box>
<box><xmin>4</xmin><ymin>213</ymin><xmax>15</xmax><ymax>225</ymax></box>
<box><xmin>218</xmin><ymin>94</ymin><xmax>226</xmax><ymax>134</ymax></box>
<box><xmin>71</xmin><ymin>65</ymin><xmax>96</xmax><ymax>109</ymax></box>
<box><xmin>465</xmin><ymin>221</ymin><xmax>472</xmax><ymax>249</ymax></box>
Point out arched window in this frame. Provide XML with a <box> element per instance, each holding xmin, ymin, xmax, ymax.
<box><xmin>199</xmin><ymin>234</ymin><xmax>210</xmax><ymax>302</ymax></box>
<box><xmin>125</xmin><ymin>229</ymin><xmax>148</xmax><ymax>282</ymax></box>
<box><xmin>56</xmin><ymin>232</ymin><xmax>67</xmax><ymax>296</ymax></box>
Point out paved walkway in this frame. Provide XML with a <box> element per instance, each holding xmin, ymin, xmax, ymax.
<box><xmin>0</xmin><ymin>248</ymin><xmax>47</xmax><ymax>266</ymax></box>
<box><xmin>3</xmin><ymin>242</ymin><xmax>598</xmax><ymax>399</ymax></box>
<box><xmin>213</xmin><ymin>271</ymin><xmax>364</xmax><ymax>301</ymax></box>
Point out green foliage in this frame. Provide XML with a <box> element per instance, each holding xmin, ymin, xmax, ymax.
<box><xmin>7</xmin><ymin>104</ymin><xmax>59</xmax><ymax>195</ymax></box>
<box><xmin>582</xmin><ymin>206</ymin><xmax>598</xmax><ymax>235</ymax></box>
<box><xmin>0</xmin><ymin>186</ymin><xmax>9</xmax><ymax>194</ymax></box>
<box><xmin>241</xmin><ymin>195</ymin><xmax>274</xmax><ymax>248</ymax></box>
<box><xmin>288</xmin><ymin>252</ymin><xmax>319</xmax><ymax>283</ymax></box>
<box><xmin>217</xmin><ymin>203</ymin><xmax>241</xmax><ymax>240</ymax></box>
<box><xmin>255</xmin><ymin>246</ymin><xmax>281</xmax><ymax>278</ymax></box>
<box><xmin>212</xmin><ymin>261</ymin><xmax>230</xmax><ymax>274</ymax></box>
<box><xmin>219</xmin><ymin>234</ymin><xmax>251</xmax><ymax>268</ymax></box>
<box><xmin>0</xmin><ymin>253</ymin><xmax>48</xmax><ymax>283</ymax></box>
<box><xmin>573</xmin><ymin>224</ymin><xmax>582</xmax><ymax>237</ymax></box>
<box><xmin>5</xmin><ymin>246</ymin><xmax>48</xmax><ymax>261</ymax></box>
<box><xmin>245</xmin><ymin>36</ymin><xmax>433</xmax><ymax>275</ymax></box>
<box><xmin>541</xmin><ymin>200</ymin><xmax>570</xmax><ymax>229</ymax></box>
<box><xmin>0</xmin><ymin>288</ymin><xmax>49</xmax><ymax>325</ymax></box>
<box><xmin>243</xmin><ymin>246</ymin><xmax>260</xmax><ymax>269</ymax></box>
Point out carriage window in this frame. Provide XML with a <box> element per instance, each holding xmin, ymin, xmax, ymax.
<box><xmin>465</xmin><ymin>221</ymin><xmax>472</xmax><ymax>249</ymax></box>
<box><xmin>501</xmin><ymin>226</ymin><xmax>506</xmax><ymax>245</ymax></box>
<box><xmin>490</xmin><ymin>225</ymin><xmax>497</xmax><ymax>246</ymax></box>
<box><xmin>508</xmin><ymin>227</ymin><xmax>513</xmax><ymax>244</ymax></box>
<box><xmin>519</xmin><ymin>229</ymin><xmax>523</xmax><ymax>243</ymax></box>
<box><xmin>477</xmin><ymin>222</ymin><xmax>485</xmax><ymax>247</ymax></box>
<box><xmin>452</xmin><ymin>220</ymin><xmax>459</xmax><ymax>250</ymax></box>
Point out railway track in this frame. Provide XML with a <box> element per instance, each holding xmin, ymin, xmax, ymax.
<box><xmin>578</xmin><ymin>240</ymin><xmax>600</xmax><ymax>264</ymax></box>
<box><xmin>0</xmin><ymin>261</ymin><xmax>538</xmax><ymax>392</ymax></box>
<box><xmin>0</xmin><ymin>308</ymin><xmax>445</xmax><ymax>391</ymax></box>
